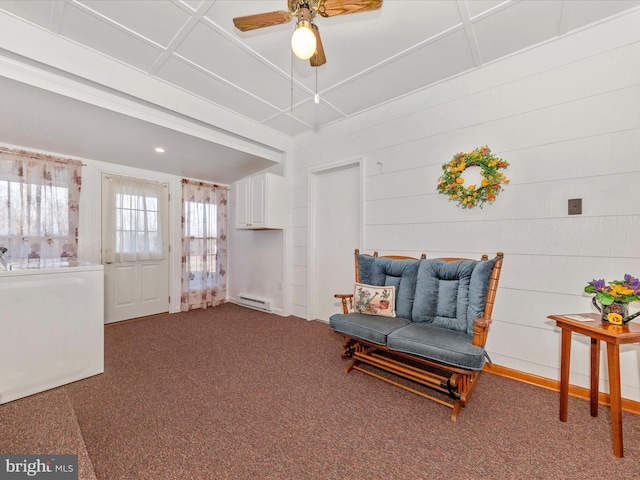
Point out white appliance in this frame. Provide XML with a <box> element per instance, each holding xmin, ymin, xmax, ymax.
<box><xmin>0</xmin><ymin>261</ymin><xmax>104</xmax><ymax>404</ymax></box>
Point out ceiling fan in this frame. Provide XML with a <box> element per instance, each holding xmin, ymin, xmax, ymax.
<box><xmin>232</xmin><ymin>0</ymin><xmax>383</xmax><ymax>67</ymax></box>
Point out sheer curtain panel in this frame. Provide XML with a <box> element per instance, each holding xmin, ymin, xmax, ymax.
<box><xmin>0</xmin><ymin>148</ymin><xmax>82</xmax><ymax>260</ymax></box>
<box><xmin>181</xmin><ymin>179</ymin><xmax>228</xmax><ymax>311</ymax></box>
<box><xmin>102</xmin><ymin>175</ymin><xmax>165</xmax><ymax>263</ymax></box>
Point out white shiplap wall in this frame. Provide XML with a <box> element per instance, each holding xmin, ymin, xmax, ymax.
<box><xmin>290</xmin><ymin>10</ymin><xmax>640</xmax><ymax>400</ymax></box>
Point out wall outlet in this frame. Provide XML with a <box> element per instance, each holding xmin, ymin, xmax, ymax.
<box><xmin>568</xmin><ymin>198</ymin><xmax>582</xmax><ymax>215</ymax></box>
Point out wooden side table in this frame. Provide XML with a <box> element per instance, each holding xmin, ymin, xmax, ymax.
<box><xmin>548</xmin><ymin>313</ymin><xmax>640</xmax><ymax>458</ymax></box>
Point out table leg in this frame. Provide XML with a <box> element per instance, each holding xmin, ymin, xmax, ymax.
<box><xmin>560</xmin><ymin>328</ymin><xmax>571</xmax><ymax>422</ymax></box>
<box><xmin>606</xmin><ymin>342</ymin><xmax>623</xmax><ymax>458</ymax></box>
<box><xmin>590</xmin><ymin>338</ymin><xmax>600</xmax><ymax>417</ymax></box>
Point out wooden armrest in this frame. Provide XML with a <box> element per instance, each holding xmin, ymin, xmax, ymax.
<box><xmin>472</xmin><ymin>317</ymin><xmax>492</xmax><ymax>347</ymax></box>
<box><xmin>334</xmin><ymin>294</ymin><xmax>353</xmax><ymax>314</ymax></box>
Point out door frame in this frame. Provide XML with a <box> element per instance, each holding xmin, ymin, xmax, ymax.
<box><xmin>307</xmin><ymin>158</ymin><xmax>364</xmax><ymax>321</ymax></box>
<box><xmin>100</xmin><ymin>172</ymin><xmax>171</xmax><ymax>322</ymax></box>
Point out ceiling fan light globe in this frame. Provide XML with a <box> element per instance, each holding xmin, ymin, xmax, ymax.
<box><xmin>291</xmin><ymin>21</ymin><xmax>316</xmax><ymax>60</ymax></box>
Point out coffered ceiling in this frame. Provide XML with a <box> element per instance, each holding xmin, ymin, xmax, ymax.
<box><xmin>0</xmin><ymin>0</ymin><xmax>638</xmax><ymax>183</ymax></box>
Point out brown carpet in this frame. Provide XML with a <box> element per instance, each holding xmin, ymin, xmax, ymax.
<box><xmin>0</xmin><ymin>387</ymin><xmax>97</xmax><ymax>479</ymax></box>
<box><xmin>2</xmin><ymin>303</ymin><xmax>640</xmax><ymax>479</ymax></box>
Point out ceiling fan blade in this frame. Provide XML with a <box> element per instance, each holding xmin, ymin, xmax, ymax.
<box><xmin>233</xmin><ymin>10</ymin><xmax>292</xmax><ymax>32</ymax></box>
<box><xmin>319</xmin><ymin>0</ymin><xmax>383</xmax><ymax>17</ymax></box>
<box><xmin>310</xmin><ymin>24</ymin><xmax>327</xmax><ymax>67</ymax></box>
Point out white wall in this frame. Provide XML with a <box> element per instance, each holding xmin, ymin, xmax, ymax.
<box><xmin>228</xmin><ymin>202</ymin><xmax>285</xmax><ymax>315</ymax></box>
<box><xmin>290</xmin><ymin>11</ymin><xmax>640</xmax><ymax>400</ymax></box>
<box><xmin>227</xmin><ymin>162</ymin><xmax>287</xmax><ymax>316</ymax></box>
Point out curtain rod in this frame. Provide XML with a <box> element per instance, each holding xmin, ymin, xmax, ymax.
<box><xmin>181</xmin><ymin>178</ymin><xmax>229</xmax><ymax>190</ymax></box>
<box><xmin>103</xmin><ymin>173</ymin><xmax>168</xmax><ymax>187</ymax></box>
<box><xmin>0</xmin><ymin>147</ymin><xmax>85</xmax><ymax>166</ymax></box>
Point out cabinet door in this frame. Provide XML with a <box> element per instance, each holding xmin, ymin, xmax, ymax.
<box><xmin>250</xmin><ymin>175</ymin><xmax>267</xmax><ymax>228</ymax></box>
<box><xmin>235</xmin><ymin>178</ymin><xmax>252</xmax><ymax>228</ymax></box>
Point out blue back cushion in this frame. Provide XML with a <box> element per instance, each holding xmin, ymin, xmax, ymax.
<box><xmin>357</xmin><ymin>254</ymin><xmax>377</xmax><ymax>286</ymax></box>
<box><xmin>411</xmin><ymin>257</ymin><xmax>496</xmax><ymax>337</ymax></box>
<box><xmin>357</xmin><ymin>255</ymin><xmax>420</xmax><ymax>320</ymax></box>
<box><xmin>467</xmin><ymin>258</ymin><xmax>497</xmax><ymax>332</ymax></box>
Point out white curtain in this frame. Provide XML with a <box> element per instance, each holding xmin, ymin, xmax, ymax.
<box><xmin>0</xmin><ymin>148</ymin><xmax>82</xmax><ymax>261</ymax></box>
<box><xmin>181</xmin><ymin>179</ymin><xmax>228</xmax><ymax>311</ymax></box>
<box><xmin>103</xmin><ymin>175</ymin><xmax>165</xmax><ymax>263</ymax></box>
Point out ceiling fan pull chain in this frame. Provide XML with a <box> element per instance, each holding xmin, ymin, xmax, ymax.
<box><xmin>314</xmin><ymin>67</ymin><xmax>320</xmax><ymax>104</ymax></box>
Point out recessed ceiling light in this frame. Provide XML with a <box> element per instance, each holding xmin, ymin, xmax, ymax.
<box><xmin>154</xmin><ymin>147</ymin><xmax>165</xmax><ymax>153</ymax></box>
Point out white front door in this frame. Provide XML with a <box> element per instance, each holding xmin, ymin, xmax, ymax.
<box><xmin>101</xmin><ymin>174</ymin><xmax>169</xmax><ymax>323</ymax></box>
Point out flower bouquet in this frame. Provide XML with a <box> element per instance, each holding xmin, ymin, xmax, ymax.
<box><xmin>585</xmin><ymin>275</ymin><xmax>640</xmax><ymax>325</ymax></box>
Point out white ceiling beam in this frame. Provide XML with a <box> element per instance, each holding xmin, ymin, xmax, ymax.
<box><xmin>558</xmin><ymin>0</ymin><xmax>574</xmax><ymax>36</ymax></box>
<box><xmin>456</xmin><ymin>0</ymin><xmax>483</xmax><ymax>67</ymax></box>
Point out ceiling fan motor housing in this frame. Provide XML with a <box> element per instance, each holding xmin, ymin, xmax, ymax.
<box><xmin>290</xmin><ymin>1</ymin><xmax>322</xmax><ymax>17</ymax></box>
<box><xmin>298</xmin><ymin>7</ymin><xmax>312</xmax><ymax>22</ymax></box>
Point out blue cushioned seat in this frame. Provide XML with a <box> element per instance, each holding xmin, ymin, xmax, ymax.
<box><xmin>329</xmin><ymin>312</ymin><xmax>410</xmax><ymax>345</ymax></box>
<box><xmin>387</xmin><ymin>323</ymin><xmax>486</xmax><ymax>370</ymax></box>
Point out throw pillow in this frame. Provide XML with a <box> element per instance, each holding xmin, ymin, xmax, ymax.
<box><xmin>352</xmin><ymin>283</ymin><xmax>396</xmax><ymax>317</ymax></box>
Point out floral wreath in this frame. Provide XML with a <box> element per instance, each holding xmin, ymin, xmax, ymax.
<box><xmin>437</xmin><ymin>146</ymin><xmax>510</xmax><ymax>209</ymax></box>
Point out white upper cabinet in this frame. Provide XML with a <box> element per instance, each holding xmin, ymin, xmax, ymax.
<box><xmin>235</xmin><ymin>173</ymin><xmax>284</xmax><ymax>229</ymax></box>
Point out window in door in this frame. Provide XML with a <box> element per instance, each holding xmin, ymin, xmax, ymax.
<box><xmin>114</xmin><ymin>190</ymin><xmax>161</xmax><ymax>260</ymax></box>
<box><xmin>103</xmin><ymin>176</ymin><xmax>165</xmax><ymax>263</ymax></box>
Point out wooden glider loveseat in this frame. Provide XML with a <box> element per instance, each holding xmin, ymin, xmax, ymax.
<box><xmin>330</xmin><ymin>249</ymin><xmax>504</xmax><ymax>421</ymax></box>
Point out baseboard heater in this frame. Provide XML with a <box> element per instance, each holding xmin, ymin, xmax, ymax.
<box><xmin>237</xmin><ymin>295</ymin><xmax>272</xmax><ymax>313</ymax></box>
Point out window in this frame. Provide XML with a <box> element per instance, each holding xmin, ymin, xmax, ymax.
<box><xmin>0</xmin><ymin>182</ymin><xmax>70</xmax><ymax>237</ymax></box>
<box><xmin>0</xmin><ymin>149</ymin><xmax>82</xmax><ymax>260</ymax></box>
<box><xmin>181</xmin><ymin>179</ymin><xmax>228</xmax><ymax>311</ymax></box>
<box><xmin>185</xmin><ymin>201</ymin><xmax>217</xmax><ymax>290</ymax></box>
